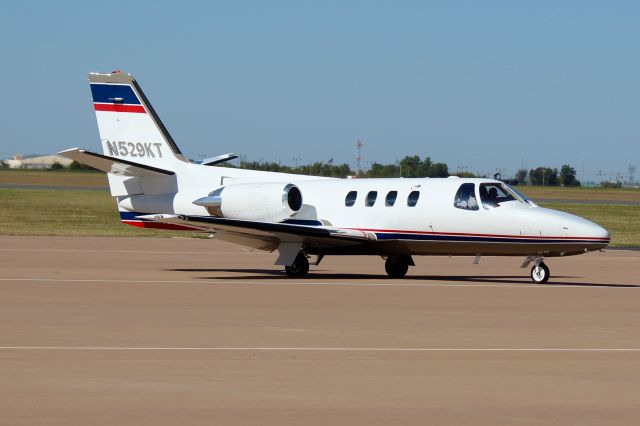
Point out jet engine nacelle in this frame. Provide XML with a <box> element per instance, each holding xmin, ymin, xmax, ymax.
<box><xmin>194</xmin><ymin>182</ymin><xmax>303</xmax><ymax>222</ymax></box>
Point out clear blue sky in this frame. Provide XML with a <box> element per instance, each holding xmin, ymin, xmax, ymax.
<box><xmin>1</xmin><ymin>0</ymin><xmax>638</xmax><ymax>180</ymax></box>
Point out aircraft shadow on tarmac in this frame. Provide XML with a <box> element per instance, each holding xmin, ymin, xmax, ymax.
<box><xmin>168</xmin><ymin>268</ymin><xmax>640</xmax><ymax>288</ymax></box>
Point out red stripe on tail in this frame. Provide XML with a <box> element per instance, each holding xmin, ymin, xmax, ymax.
<box><xmin>94</xmin><ymin>104</ymin><xmax>146</xmax><ymax>113</ymax></box>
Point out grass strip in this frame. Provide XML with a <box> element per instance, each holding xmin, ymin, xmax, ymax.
<box><xmin>1</xmin><ymin>189</ymin><xmax>638</xmax><ymax>246</ymax></box>
<box><xmin>0</xmin><ymin>189</ymin><xmax>200</xmax><ymax>238</ymax></box>
<box><xmin>540</xmin><ymin>203</ymin><xmax>640</xmax><ymax>247</ymax></box>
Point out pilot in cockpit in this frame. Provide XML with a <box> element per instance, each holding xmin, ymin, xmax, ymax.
<box><xmin>480</xmin><ymin>185</ymin><xmax>500</xmax><ymax>208</ymax></box>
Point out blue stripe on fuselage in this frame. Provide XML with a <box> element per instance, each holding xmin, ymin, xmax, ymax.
<box><xmin>90</xmin><ymin>83</ymin><xmax>140</xmax><ymax>105</ymax></box>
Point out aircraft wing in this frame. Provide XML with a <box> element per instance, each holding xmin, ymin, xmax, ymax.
<box><xmin>137</xmin><ymin>214</ymin><xmax>372</xmax><ymax>252</ymax></box>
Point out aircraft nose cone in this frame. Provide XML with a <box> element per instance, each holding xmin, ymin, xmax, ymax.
<box><xmin>591</xmin><ymin>222</ymin><xmax>611</xmax><ymax>241</ymax></box>
<box><xmin>572</xmin><ymin>216</ymin><xmax>610</xmax><ymax>244</ymax></box>
<box><xmin>542</xmin><ymin>207</ymin><xmax>610</xmax><ymax>246</ymax></box>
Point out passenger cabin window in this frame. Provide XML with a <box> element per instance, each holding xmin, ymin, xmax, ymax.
<box><xmin>345</xmin><ymin>191</ymin><xmax>357</xmax><ymax>207</ymax></box>
<box><xmin>407</xmin><ymin>191</ymin><xmax>420</xmax><ymax>207</ymax></box>
<box><xmin>454</xmin><ymin>183</ymin><xmax>478</xmax><ymax>210</ymax></box>
<box><xmin>365</xmin><ymin>191</ymin><xmax>378</xmax><ymax>206</ymax></box>
<box><xmin>385</xmin><ymin>191</ymin><xmax>398</xmax><ymax>206</ymax></box>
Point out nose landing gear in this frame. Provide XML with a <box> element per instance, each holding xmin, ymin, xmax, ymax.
<box><xmin>531</xmin><ymin>262</ymin><xmax>550</xmax><ymax>284</ymax></box>
<box><xmin>522</xmin><ymin>256</ymin><xmax>551</xmax><ymax>284</ymax></box>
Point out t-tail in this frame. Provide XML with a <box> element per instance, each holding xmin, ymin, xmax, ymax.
<box><xmin>60</xmin><ymin>70</ymin><xmax>190</xmax><ymax>190</ymax></box>
<box><xmin>88</xmin><ymin>71</ymin><xmax>187</xmax><ymax>169</ymax></box>
<box><xmin>59</xmin><ymin>71</ymin><xmax>194</xmax><ymax>227</ymax></box>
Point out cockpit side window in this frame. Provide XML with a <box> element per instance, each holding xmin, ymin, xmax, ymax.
<box><xmin>479</xmin><ymin>183</ymin><xmax>520</xmax><ymax>208</ymax></box>
<box><xmin>454</xmin><ymin>183</ymin><xmax>478</xmax><ymax>210</ymax></box>
<box><xmin>345</xmin><ymin>191</ymin><xmax>357</xmax><ymax>207</ymax></box>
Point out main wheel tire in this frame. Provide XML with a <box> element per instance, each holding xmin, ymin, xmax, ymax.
<box><xmin>385</xmin><ymin>256</ymin><xmax>409</xmax><ymax>279</ymax></box>
<box><xmin>530</xmin><ymin>262</ymin><xmax>550</xmax><ymax>284</ymax></box>
<box><xmin>285</xmin><ymin>253</ymin><xmax>310</xmax><ymax>278</ymax></box>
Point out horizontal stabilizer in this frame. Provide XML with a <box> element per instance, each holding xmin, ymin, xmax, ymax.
<box><xmin>59</xmin><ymin>148</ymin><xmax>175</xmax><ymax>177</ymax></box>
<box><xmin>198</xmin><ymin>153</ymin><xmax>238</xmax><ymax>166</ymax></box>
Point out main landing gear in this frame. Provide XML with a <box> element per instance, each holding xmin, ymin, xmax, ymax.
<box><xmin>523</xmin><ymin>256</ymin><xmax>551</xmax><ymax>284</ymax></box>
<box><xmin>285</xmin><ymin>253</ymin><xmax>310</xmax><ymax>278</ymax></box>
<box><xmin>384</xmin><ymin>255</ymin><xmax>413</xmax><ymax>278</ymax></box>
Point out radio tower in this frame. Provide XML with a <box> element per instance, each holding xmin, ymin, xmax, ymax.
<box><xmin>356</xmin><ymin>139</ymin><xmax>363</xmax><ymax>177</ymax></box>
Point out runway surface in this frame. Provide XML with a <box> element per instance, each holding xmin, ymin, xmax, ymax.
<box><xmin>1</xmin><ymin>236</ymin><xmax>639</xmax><ymax>425</ymax></box>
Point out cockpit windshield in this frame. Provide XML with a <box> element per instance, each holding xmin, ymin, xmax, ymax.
<box><xmin>508</xmin><ymin>186</ymin><xmax>530</xmax><ymax>204</ymax></box>
<box><xmin>479</xmin><ymin>182</ymin><xmax>527</xmax><ymax>208</ymax></box>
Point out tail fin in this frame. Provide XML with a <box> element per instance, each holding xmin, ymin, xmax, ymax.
<box><xmin>89</xmin><ymin>71</ymin><xmax>187</xmax><ymax>170</ymax></box>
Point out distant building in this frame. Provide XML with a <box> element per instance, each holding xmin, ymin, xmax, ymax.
<box><xmin>4</xmin><ymin>154</ymin><xmax>73</xmax><ymax>169</ymax></box>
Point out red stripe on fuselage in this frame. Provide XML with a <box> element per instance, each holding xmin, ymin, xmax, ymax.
<box><xmin>94</xmin><ymin>103</ymin><xmax>146</xmax><ymax>113</ymax></box>
<box><xmin>347</xmin><ymin>228</ymin><xmax>610</xmax><ymax>241</ymax></box>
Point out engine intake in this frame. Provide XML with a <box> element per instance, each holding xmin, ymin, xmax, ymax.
<box><xmin>194</xmin><ymin>182</ymin><xmax>303</xmax><ymax>222</ymax></box>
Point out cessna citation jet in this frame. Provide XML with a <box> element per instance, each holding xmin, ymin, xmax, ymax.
<box><xmin>60</xmin><ymin>71</ymin><xmax>610</xmax><ymax>284</ymax></box>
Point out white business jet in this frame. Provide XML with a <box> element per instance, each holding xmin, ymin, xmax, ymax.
<box><xmin>60</xmin><ymin>71</ymin><xmax>610</xmax><ymax>284</ymax></box>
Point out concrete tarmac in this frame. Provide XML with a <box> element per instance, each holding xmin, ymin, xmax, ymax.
<box><xmin>0</xmin><ymin>236</ymin><xmax>639</xmax><ymax>425</ymax></box>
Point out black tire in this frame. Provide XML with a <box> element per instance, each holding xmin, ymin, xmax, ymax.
<box><xmin>385</xmin><ymin>256</ymin><xmax>409</xmax><ymax>279</ymax></box>
<box><xmin>530</xmin><ymin>262</ymin><xmax>550</xmax><ymax>284</ymax></box>
<box><xmin>285</xmin><ymin>253</ymin><xmax>310</xmax><ymax>278</ymax></box>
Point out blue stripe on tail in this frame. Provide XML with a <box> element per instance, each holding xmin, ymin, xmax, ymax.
<box><xmin>90</xmin><ymin>83</ymin><xmax>140</xmax><ymax>105</ymax></box>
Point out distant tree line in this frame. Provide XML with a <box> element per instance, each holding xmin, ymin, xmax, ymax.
<box><xmin>232</xmin><ymin>158</ymin><xmax>584</xmax><ymax>187</ymax></box>
<box><xmin>600</xmin><ymin>180</ymin><xmax>622</xmax><ymax>188</ymax></box>
<box><xmin>51</xmin><ymin>161</ymin><xmax>98</xmax><ymax>171</ymax></box>
<box><xmin>225</xmin><ymin>155</ymin><xmax>449</xmax><ymax>179</ymax></box>
<box><xmin>366</xmin><ymin>156</ymin><xmax>449</xmax><ymax>178</ymax></box>
<box><xmin>514</xmin><ymin>164</ymin><xmax>581</xmax><ymax>187</ymax></box>
<box><xmin>231</xmin><ymin>160</ymin><xmax>353</xmax><ymax>178</ymax></box>
<box><xmin>13</xmin><ymin>156</ymin><xmax>594</xmax><ymax>188</ymax></box>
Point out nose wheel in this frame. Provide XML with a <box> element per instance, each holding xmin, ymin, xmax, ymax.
<box><xmin>530</xmin><ymin>261</ymin><xmax>550</xmax><ymax>284</ymax></box>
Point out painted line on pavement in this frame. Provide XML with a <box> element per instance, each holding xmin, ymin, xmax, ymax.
<box><xmin>0</xmin><ymin>346</ymin><xmax>638</xmax><ymax>352</ymax></box>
